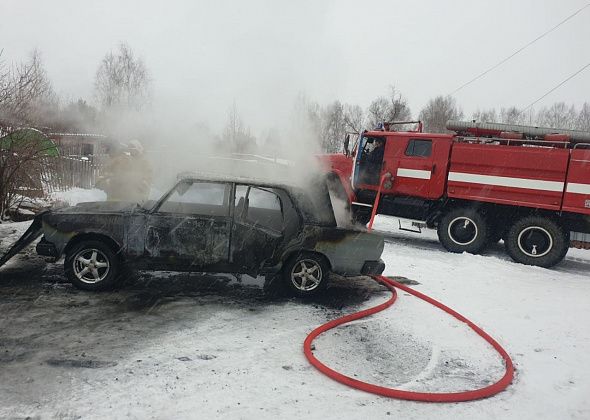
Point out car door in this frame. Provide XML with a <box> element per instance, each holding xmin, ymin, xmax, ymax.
<box><xmin>144</xmin><ymin>180</ymin><xmax>231</xmax><ymax>271</ymax></box>
<box><xmin>390</xmin><ymin>138</ymin><xmax>434</xmax><ymax>199</ymax></box>
<box><xmin>230</xmin><ymin>184</ymin><xmax>285</xmax><ymax>275</ymax></box>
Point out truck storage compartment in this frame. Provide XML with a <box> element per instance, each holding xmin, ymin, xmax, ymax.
<box><xmin>447</xmin><ymin>143</ymin><xmax>569</xmax><ymax>210</ymax></box>
<box><xmin>562</xmin><ymin>149</ymin><xmax>590</xmax><ymax>215</ymax></box>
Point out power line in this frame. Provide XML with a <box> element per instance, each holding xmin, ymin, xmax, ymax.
<box><xmin>520</xmin><ymin>62</ymin><xmax>590</xmax><ymax>113</ymax></box>
<box><xmin>450</xmin><ymin>3</ymin><xmax>590</xmax><ymax>96</ymax></box>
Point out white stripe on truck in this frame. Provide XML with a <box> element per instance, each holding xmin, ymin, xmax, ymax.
<box><xmin>566</xmin><ymin>183</ymin><xmax>590</xmax><ymax>194</ymax></box>
<box><xmin>448</xmin><ymin>172</ymin><xmax>564</xmax><ymax>192</ymax></box>
<box><xmin>396</xmin><ymin>168</ymin><xmax>431</xmax><ymax>180</ymax></box>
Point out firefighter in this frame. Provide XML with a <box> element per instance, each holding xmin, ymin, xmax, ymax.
<box><xmin>366</xmin><ymin>138</ymin><xmax>385</xmax><ymax>184</ymax></box>
<box><xmin>126</xmin><ymin>139</ymin><xmax>152</xmax><ymax>202</ymax></box>
<box><xmin>96</xmin><ymin>140</ymin><xmax>152</xmax><ymax>202</ymax></box>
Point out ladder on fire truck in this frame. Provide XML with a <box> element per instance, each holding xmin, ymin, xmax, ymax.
<box><xmin>447</xmin><ymin>120</ymin><xmax>590</xmax><ymax>149</ymax></box>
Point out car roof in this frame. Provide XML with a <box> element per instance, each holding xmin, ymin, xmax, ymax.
<box><xmin>176</xmin><ymin>170</ymin><xmax>337</xmax><ymax>226</ymax></box>
<box><xmin>177</xmin><ymin>170</ymin><xmax>302</xmax><ymax>191</ymax></box>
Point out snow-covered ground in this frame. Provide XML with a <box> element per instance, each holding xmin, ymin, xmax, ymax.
<box><xmin>0</xmin><ymin>215</ymin><xmax>589</xmax><ymax>419</ymax></box>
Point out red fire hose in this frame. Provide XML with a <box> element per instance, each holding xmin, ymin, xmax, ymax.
<box><xmin>303</xmin><ymin>275</ymin><xmax>514</xmax><ymax>402</ymax></box>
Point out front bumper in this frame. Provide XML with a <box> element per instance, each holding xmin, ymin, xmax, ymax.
<box><xmin>361</xmin><ymin>259</ymin><xmax>385</xmax><ymax>275</ymax></box>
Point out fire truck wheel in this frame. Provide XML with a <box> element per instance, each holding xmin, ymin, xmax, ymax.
<box><xmin>505</xmin><ymin>216</ymin><xmax>569</xmax><ymax>268</ymax></box>
<box><xmin>487</xmin><ymin>228</ymin><xmax>504</xmax><ymax>245</ymax></box>
<box><xmin>437</xmin><ymin>208</ymin><xmax>489</xmax><ymax>254</ymax></box>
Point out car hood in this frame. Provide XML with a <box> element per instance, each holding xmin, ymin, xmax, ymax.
<box><xmin>53</xmin><ymin>201</ymin><xmax>140</xmax><ymax>214</ymax></box>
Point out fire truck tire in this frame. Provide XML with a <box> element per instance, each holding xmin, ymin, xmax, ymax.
<box><xmin>487</xmin><ymin>229</ymin><xmax>503</xmax><ymax>245</ymax></box>
<box><xmin>437</xmin><ymin>208</ymin><xmax>489</xmax><ymax>254</ymax></box>
<box><xmin>504</xmin><ymin>216</ymin><xmax>569</xmax><ymax>268</ymax></box>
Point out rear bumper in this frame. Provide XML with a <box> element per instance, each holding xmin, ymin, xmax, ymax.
<box><xmin>36</xmin><ymin>238</ymin><xmax>58</xmax><ymax>258</ymax></box>
<box><xmin>361</xmin><ymin>259</ymin><xmax>385</xmax><ymax>275</ymax></box>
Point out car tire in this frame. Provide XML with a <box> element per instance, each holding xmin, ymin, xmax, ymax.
<box><xmin>437</xmin><ymin>208</ymin><xmax>489</xmax><ymax>254</ymax></box>
<box><xmin>282</xmin><ymin>253</ymin><xmax>329</xmax><ymax>298</ymax></box>
<box><xmin>64</xmin><ymin>240</ymin><xmax>121</xmax><ymax>291</ymax></box>
<box><xmin>504</xmin><ymin>216</ymin><xmax>569</xmax><ymax>268</ymax></box>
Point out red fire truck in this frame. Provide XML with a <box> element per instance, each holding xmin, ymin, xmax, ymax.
<box><xmin>320</xmin><ymin>120</ymin><xmax>590</xmax><ymax>267</ymax></box>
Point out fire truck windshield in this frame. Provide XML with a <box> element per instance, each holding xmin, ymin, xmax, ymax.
<box><xmin>359</xmin><ymin>136</ymin><xmax>385</xmax><ymax>161</ymax></box>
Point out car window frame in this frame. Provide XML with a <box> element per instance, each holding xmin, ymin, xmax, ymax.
<box><xmin>233</xmin><ymin>183</ymin><xmax>285</xmax><ymax>233</ymax></box>
<box><xmin>152</xmin><ymin>180</ymin><xmax>231</xmax><ymax>217</ymax></box>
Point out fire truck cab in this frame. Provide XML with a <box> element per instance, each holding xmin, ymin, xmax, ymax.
<box><xmin>353</xmin><ymin>131</ymin><xmax>452</xmax><ymax>213</ymax></box>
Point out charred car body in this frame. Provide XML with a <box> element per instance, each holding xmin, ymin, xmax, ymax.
<box><xmin>0</xmin><ymin>174</ymin><xmax>385</xmax><ymax>297</ymax></box>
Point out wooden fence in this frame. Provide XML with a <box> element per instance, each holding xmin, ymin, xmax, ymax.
<box><xmin>41</xmin><ymin>155</ymin><xmax>105</xmax><ymax>193</ymax></box>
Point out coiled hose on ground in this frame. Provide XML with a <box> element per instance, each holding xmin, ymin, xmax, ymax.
<box><xmin>303</xmin><ymin>275</ymin><xmax>514</xmax><ymax>402</ymax></box>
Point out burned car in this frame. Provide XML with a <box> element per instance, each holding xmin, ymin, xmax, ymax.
<box><xmin>0</xmin><ymin>174</ymin><xmax>385</xmax><ymax>297</ymax></box>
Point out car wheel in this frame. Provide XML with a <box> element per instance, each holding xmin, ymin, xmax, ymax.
<box><xmin>64</xmin><ymin>240</ymin><xmax>121</xmax><ymax>291</ymax></box>
<box><xmin>437</xmin><ymin>208</ymin><xmax>489</xmax><ymax>254</ymax></box>
<box><xmin>504</xmin><ymin>216</ymin><xmax>569</xmax><ymax>268</ymax></box>
<box><xmin>282</xmin><ymin>253</ymin><xmax>329</xmax><ymax>298</ymax></box>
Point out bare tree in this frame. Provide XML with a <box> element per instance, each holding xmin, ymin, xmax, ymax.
<box><xmin>222</xmin><ymin>102</ymin><xmax>256</xmax><ymax>153</ymax></box>
<box><xmin>536</xmin><ymin>102</ymin><xmax>577</xmax><ymax>129</ymax></box>
<box><xmin>499</xmin><ymin>107</ymin><xmax>527</xmax><ymax>125</ymax></box>
<box><xmin>418</xmin><ymin>95</ymin><xmax>463</xmax><ymax>133</ymax></box>
<box><xmin>0</xmin><ymin>50</ymin><xmax>10</xmax><ymax>108</ymax></box>
<box><xmin>343</xmin><ymin>103</ymin><xmax>364</xmax><ymax>133</ymax></box>
<box><xmin>0</xmin><ymin>51</ymin><xmax>60</xmax><ymax>219</ymax></box>
<box><xmin>262</xmin><ymin>127</ymin><xmax>282</xmax><ymax>157</ymax></box>
<box><xmin>94</xmin><ymin>44</ymin><xmax>150</xmax><ymax>111</ymax></box>
<box><xmin>366</xmin><ymin>97</ymin><xmax>389</xmax><ymax>128</ymax></box>
<box><xmin>320</xmin><ymin>101</ymin><xmax>347</xmax><ymax>153</ymax></box>
<box><xmin>471</xmin><ymin>108</ymin><xmax>498</xmax><ymax>123</ymax></box>
<box><xmin>366</xmin><ymin>86</ymin><xmax>412</xmax><ymax>129</ymax></box>
<box><xmin>58</xmin><ymin>99</ymin><xmax>98</xmax><ymax>131</ymax></box>
<box><xmin>290</xmin><ymin>94</ymin><xmax>323</xmax><ymax>149</ymax></box>
<box><xmin>576</xmin><ymin>102</ymin><xmax>590</xmax><ymax>132</ymax></box>
<box><xmin>0</xmin><ymin>129</ymin><xmax>56</xmax><ymax>220</ymax></box>
<box><xmin>0</xmin><ymin>50</ymin><xmax>55</xmax><ymax>125</ymax></box>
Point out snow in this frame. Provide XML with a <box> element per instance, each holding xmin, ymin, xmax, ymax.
<box><xmin>49</xmin><ymin>187</ymin><xmax>107</xmax><ymax>205</ymax></box>
<box><xmin>1</xmin><ymin>215</ymin><xmax>589</xmax><ymax>419</ymax></box>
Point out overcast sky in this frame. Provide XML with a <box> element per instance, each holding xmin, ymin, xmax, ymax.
<box><xmin>1</xmin><ymin>0</ymin><xmax>589</xmax><ymax>134</ymax></box>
